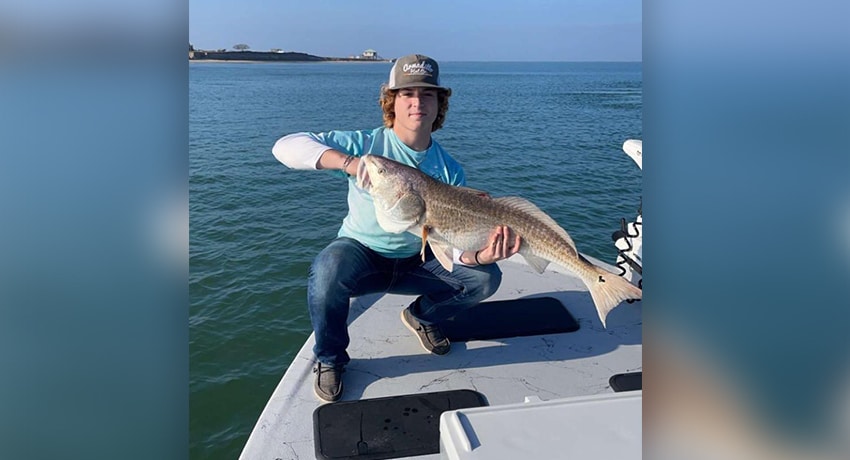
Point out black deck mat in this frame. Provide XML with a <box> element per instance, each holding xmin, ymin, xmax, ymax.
<box><xmin>313</xmin><ymin>389</ymin><xmax>487</xmax><ymax>460</ymax></box>
<box><xmin>609</xmin><ymin>371</ymin><xmax>642</xmax><ymax>392</ymax></box>
<box><xmin>441</xmin><ymin>296</ymin><xmax>579</xmax><ymax>342</ymax></box>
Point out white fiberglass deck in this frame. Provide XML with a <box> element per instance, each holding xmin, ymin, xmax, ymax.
<box><xmin>240</xmin><ymin>256</ymin><xmax>642</xmax><ymax>460</ymax></box>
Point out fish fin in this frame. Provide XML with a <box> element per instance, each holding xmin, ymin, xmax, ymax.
<box><xmin>427</xmin><ymin>238</ymin><xmax>455</xmax><ymax>272</ymax></box>
<box><xmin>374</xmin><ymin>194</ymin><xmax>425</xmax><ymax>233</ymax></box>
<box><xmin>585</xmin><ymin>265</ymin><xmax>642</xmax><ymax>328</ymax></box>
<box><xmin>455</xmin><ymin>185</ymin><xmax>491</xmax><ymax>198</ymax></box>
<box><xmin>420</xmin><ymin>226</ymin><xmax>430</xmax><ymax>262</ymax></box>
<box><xmin>521</xmin><ymin>253</ymin><xmax>550</xmax><ymax>274</ymax></box>
<box><xmin>494</xmin><ymin>197</ymin><xmax>577</xmax><ymax>250</ymax></box>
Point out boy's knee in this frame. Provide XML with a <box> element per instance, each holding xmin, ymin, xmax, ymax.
<box><xmin>309</xmin><ymin>251</ymin><xmax>343</xmax><ymax>296</ymax></box>
<box><xmin>314</xmin><ymin>242</ymin><xmax>348</xmax><ymax>267</ymax></box>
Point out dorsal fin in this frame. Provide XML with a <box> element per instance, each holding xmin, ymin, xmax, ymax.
<box><xmin>454</xmin><ymin>185</ymin><xmax>491</xmax><ymax>198</ymax></box>
<box><xmin>493</xmin><ymin>196</ymin><xmax>576</xmax><ymax>250</ymax></box>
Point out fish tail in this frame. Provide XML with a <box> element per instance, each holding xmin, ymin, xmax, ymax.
<box><xmin>585</xmin><ymin>265</ymin><xmax>642</xmax><ymax>328</ymax></box>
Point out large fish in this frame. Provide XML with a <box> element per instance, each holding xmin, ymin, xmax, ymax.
<box><xmin>355</xmin><ymin>154</ymin><xmax>641</xmax><ymax>327</ymax></box>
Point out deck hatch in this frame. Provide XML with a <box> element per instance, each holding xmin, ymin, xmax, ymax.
<box><xmin>441</xmin><ymin>296</ymin><xmax>580</xmax><ymax>342</ymax></box>
<box><xmin>609</xmin><ymin>371</ymin><xmax>642</xmax><ymax>392</ymax></box>
<box><xmin>313</xmin><ymin>389</ymin><xmax>487</xmax><ymax>460</ymax></box>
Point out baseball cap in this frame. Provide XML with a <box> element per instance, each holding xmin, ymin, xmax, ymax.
<box><xmin>387</xmin><ymin>54</ymin><xmax>449</xmax><ymax>91</ymax></box>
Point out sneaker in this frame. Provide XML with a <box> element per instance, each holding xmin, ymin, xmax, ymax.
<box><xmin>401</xmin><ymin>305</ymin><xmax>451</xmax><ymax>355</ymax></box>
<box><xmin>313</xmin><ymin>362</ymin><xmax>344</xmax><ymax>402</ymax></box>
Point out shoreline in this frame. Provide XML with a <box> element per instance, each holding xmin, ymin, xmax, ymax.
<box><xmin>190</xmin><ymin>59</ymin><xmax>391</xmax><ymax>64</ymax></box>
<box><xmin>189</xmin><ymin>50</ymin><xmax>391</xmax><ymax>64</ymax></box>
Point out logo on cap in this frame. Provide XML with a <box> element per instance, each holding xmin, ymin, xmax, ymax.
<box><xmin>402</xmin><ymin>61</ymin><xmax>434</xmax><ymax>76</ymax></box>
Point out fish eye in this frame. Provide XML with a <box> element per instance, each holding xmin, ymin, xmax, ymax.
<box><xmin>378</xmin><ymin>168</ymin><xmax>386</xmax><ymax>174</ymax></box>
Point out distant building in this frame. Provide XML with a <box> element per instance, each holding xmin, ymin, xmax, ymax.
<box><xmin>362</xmin><ymin>49</ymin><xmax>378</xmax><ymax>59</ymax></box>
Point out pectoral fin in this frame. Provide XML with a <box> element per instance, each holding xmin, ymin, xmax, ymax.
<box><xmin>428</xmin><ymin>238</ymin><xmax>455</xmax><ymax>272</ymax></box>
<box><xmin>420</xmin><ymin>226</ymin><xmax>430</xmax><ymax>262</ymax></box>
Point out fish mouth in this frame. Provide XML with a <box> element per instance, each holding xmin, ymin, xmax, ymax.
<box><xmin>355</xmin><ymin>156</ymin><xmax>371</xmax><ymax>190</ymax></box>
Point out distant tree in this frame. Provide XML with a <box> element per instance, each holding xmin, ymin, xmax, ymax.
<box><xmin>233</xmin><ymin>44</ymin><xmax>250</xmax><ymax>51</ymax></box>
<box><xmin>189</xmin><ymin>43</ymin><xmax>194</xmax><ymax>51</ymax></box>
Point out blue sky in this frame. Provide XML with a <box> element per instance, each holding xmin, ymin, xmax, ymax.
<box><xmin>189</xmin><ymin>0</ymin><xmax>641</xmax><ymax>61</ymax></box>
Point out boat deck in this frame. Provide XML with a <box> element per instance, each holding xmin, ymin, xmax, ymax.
<box><xmin>240</xmin><ymin>256</ymin><xmax>642</xmax><ymax>459</ymax></box>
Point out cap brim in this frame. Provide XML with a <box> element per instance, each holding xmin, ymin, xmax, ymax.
<box><xmin>388</xmin><ymin>82</ymin><xmax>450</xmax><ymax>91</ymax></box>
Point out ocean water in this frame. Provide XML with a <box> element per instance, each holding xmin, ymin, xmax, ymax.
<box><xmin>189</xmin><ymin>61</ymin><xmax>641</xmax><ymax>459</ymax></box>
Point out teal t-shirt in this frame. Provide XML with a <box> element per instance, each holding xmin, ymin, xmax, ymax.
<box><xmin>309</xmin><ymin>127</ymin><xmax>466</xmax><ymax>258</ymax></box>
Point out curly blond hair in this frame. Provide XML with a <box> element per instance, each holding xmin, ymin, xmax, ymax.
<box><xmin>378</xmin><ymin>85</ymin><xmax>452</xmax><ymax>132</ymax></box>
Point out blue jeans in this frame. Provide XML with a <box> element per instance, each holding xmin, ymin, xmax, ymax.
<box><xmin>307</xmin><ymin>237</ymin><xmax>502</xmax><ymax>366</ymax></box>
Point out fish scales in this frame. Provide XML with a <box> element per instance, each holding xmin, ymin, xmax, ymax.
<box><xmin>356</xmin><ymin>154</ymin><xmax>641</xmax><ymax>327</ymax></box>
<box><xmin>422</xmin><ymin>182</ymin><xmax>579</xmax><ymax>267</ymax></box>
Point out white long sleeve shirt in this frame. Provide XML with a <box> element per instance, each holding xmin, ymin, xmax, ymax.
<box><xmin>273</xmin><ymin>127</ymin><xmax>467</xmax><ymax>259</ymax></box>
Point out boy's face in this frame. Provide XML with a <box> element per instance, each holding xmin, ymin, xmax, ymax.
<box><xmin>393</xmin><ymin>87</ymin><xmax>439</xmax><ymax>133</ymax></box>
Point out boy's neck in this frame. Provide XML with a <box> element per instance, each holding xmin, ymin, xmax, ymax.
<box><xmin>393</xmin><ymin>126</ymin><xmax>432</xmax><ymax>152</ymax></box>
